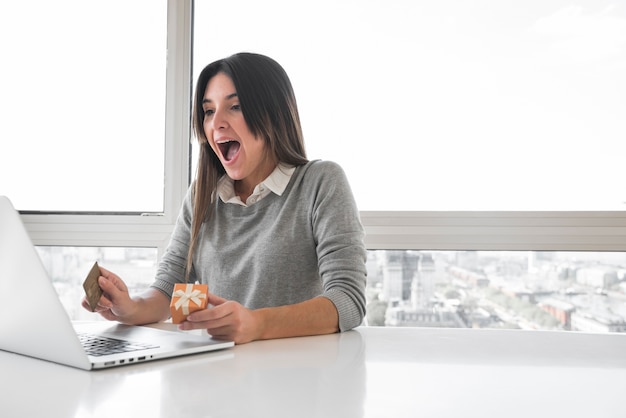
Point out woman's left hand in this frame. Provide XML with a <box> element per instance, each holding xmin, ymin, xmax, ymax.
<box><xmin>179</xmin><ymin>292</ymin><xmax>262</xmax><ymax>344</ymax></box>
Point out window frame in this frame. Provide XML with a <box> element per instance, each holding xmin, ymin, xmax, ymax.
<box><xmin>362</xmin><ymin>211</ymin><xmax>626</xmax><ymax>252</ymax></box>
<box><xmin>21</xmin><ymin>0</ymin><xmax>193</xmax><ymax>257</ymax></box>
<box><xmin>20</xmin><ymin>0</ymin><xmax>626</xmax><ymax>257</ymax></box>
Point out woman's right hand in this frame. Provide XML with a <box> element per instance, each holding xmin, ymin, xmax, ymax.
<box><xmin>81</xmin><ymin>266</ymin><xmax>136</xmax><ymax>322</ymax></box>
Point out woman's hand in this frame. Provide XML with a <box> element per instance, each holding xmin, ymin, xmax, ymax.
<box><xmin>179</xmin><ymin>293</ymin><xmax>262</xmax><ymax>344</ymax></box>
<box><xmin>179</xmin><ymin>293</ymin><xmax>339</xmax><ymax>344</ymax></box>
<box><xmin>80</xmin><ymin>266</ymin><xmax>170</xmax><ymax>325</ymax></box>
<box><xmin>81</xmin><ymin>266</ymin><xmax>135</xmax><ymax>322</ymax></box>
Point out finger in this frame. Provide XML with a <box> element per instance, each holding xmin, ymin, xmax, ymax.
<box><xmin>81</xmin><ymin>294</ymin><xmax>108</xmax><ymax>311</ymax></box>
<box><xmin>206</xmin><ymin>292</ymin><xmax>228</xmax><ymax>306</ymax></box>
<box><xmin>186</xmin><ymin>299</ymin><xmax>234</xmax><ymax>322</ymax></box>
<box><xmin>98</xmin><ymin>267</ymin><xmax>128</xmax><ymax>293</ymax></box>
<box><xmin>94</xmin><ymin>295</ymin><xmax>113</xmax><ymax>311</ymax></box>
<box><xmin>98</xmin><ymin>275</ymin><xmax>124</xmax><ymax>301</ymax></box>
<box><xmin>97</xmin><ymin>265</ymin><xmax>115</xmax><ymax>278</ymax></box>
<box><xmin>180</xmin><ymin>307</ymin><xmax>232</xmax><ymax>332</ymax></box>
<box><xmin>99</xmin><ymin>308</ymin><xmax>119</xmax><ymax>321</ymax></box>
<box><xmin>81</xmin><ymin>294</ymin><xmax>117</xmax><ymax>321</ymax></box>
<box><xmin>205</xmin><ymin>326</ymin><xmax>234</xmax><ymax>341</ymax></box>
<box><xmin>180</xmin><ymin>317</ymin><xmax>232</xmax><ymax>335</ymax></box>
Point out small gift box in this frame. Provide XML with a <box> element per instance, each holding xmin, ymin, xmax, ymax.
<box><xmin>170</xmin><ymin>283</ymin><xmax>208</xmax><ymax>324</ymax></box>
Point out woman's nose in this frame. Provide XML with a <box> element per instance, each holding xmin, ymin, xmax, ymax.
<box><xmin>211</xmin><ymin>108</ymin><xmax>228</xmax><ymax>130</ymax></box>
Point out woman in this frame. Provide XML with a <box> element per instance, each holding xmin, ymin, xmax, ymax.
<box><xmin>83</xmin><ymin>53</ymin><xmax>366</xmax><ymax>344</ymax></box>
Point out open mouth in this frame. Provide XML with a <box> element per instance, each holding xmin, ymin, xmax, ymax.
<box><xmin>216</xmin><ymin>139</ymin><xmax>241</xmax><ymax>162</ymax></box>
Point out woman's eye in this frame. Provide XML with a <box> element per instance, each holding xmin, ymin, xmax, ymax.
<box><xmin>204</xmin><ymin>109</ymin><xmax>215</xmax><ymax>117</ymax></box>
<box><xmin>231</xmin><ymin>104</ymin><xmax>241</xmax><ymax>111</ymax></box>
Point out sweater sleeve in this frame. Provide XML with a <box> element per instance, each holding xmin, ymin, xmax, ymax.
<box><xmin>149</xmin><ymin>187</ymin><xmax>195</xmax><ymax>298</ymax></box>
<box><xmin>309</xmin><ymin>161</ymin><xmax>367</xmax><ymax>331</ymax></box>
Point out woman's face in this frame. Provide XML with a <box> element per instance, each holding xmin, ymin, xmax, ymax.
<box><xmin>202</xmin><ymin>72</ymin><xmax>276</xmax><ymax>192</ymax></box>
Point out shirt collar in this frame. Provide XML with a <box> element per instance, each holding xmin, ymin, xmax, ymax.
<box><xmin>263</xmin><ymin>163</ymin><xmax>296</xmax><ymax>196</ymax></box>
<box><xmin>216</xmin><ymin>163</ymin><xmax>295</xmax><ymax>204</ymax></box>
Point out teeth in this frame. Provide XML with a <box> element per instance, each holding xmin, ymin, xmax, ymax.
<box><xmin>216</xmin><ymin>139</ymin><xmax>240</xmax><ymax>162</ymax></box>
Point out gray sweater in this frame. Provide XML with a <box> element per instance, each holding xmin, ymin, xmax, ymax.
<box><xmin>150</xmin><ymin>160</ymin><xmax>367</xmax><ymax>331</ymax></box>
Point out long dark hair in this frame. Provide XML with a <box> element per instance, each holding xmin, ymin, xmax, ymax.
<box><xmin>186</xmin><ymin>52</ymin><xmax>308</xmax><ymax>277</ymax></box>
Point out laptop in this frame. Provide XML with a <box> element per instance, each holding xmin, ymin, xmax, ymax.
<box><xmin>0</xmin><ymin>196</ymin><xmax>234</xmax><ymax>370</ymax></box>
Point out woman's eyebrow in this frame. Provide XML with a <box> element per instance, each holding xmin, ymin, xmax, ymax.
<box><xmin>202</xmin><ymin>93</ymin><xmax>238</xmax><ymax>104</ymax></box>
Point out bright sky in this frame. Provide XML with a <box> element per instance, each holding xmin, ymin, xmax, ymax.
<box><xmin>1</xmin><ymin>1</ymin><xmax>624</xmax><ymax>211</ymax></box>
<box><xmin>193</xmin><ymin>0</ymin><xmax>626</xmax><ymax>210</ymax></box>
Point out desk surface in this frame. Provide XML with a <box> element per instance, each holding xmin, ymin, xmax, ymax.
<box><xmin>2</xmin><ymin>326</ymin><xmax>626</xmax><ymax>418</ymax></box>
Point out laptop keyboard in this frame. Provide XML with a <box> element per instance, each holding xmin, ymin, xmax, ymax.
<box><xmin>78</xmin><ymin>333</ymin><xmax>159</xmax><ymax>357</ymax></box>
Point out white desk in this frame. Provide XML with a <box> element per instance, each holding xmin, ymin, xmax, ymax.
<box><xmin>1</xmin><ymin>326</ymin><xmax>625</xmax><ymax>418</ymax></box>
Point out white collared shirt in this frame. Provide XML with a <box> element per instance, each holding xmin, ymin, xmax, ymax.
<box><xmin>216</xmin><ymin>163</ymin><xmax>296</xmax><ymax>206</ymax></box>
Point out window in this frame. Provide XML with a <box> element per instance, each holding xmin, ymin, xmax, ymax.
<box><xmin>5</xmin><ymin>1</ymin><xmax>625</xmax><ymax>327</ymax></box>
<box><xmin>192</xmin><ymin>0</ymin><xmax>626</xmax><ymax>258</ymax></box>
<box><xmin>37</xmin><ymin>246</ymin><xmax>157</xmax><ymax>320</ymax></box>
<box><xmin>8</xmin><ymin>1</ymin><xmax>192</xmax><ymax>253</ymax></box>
<box><xmin>367</xmin><ymin>250</ymin><xmax>626</xmax><ymax>333</ymax></box>
<box><xmin>0</xmin><ymin>0</ymin><xmax>169</xmax><ymax>213</ymax></box>
<box><xmin>192</xmin><ymin>0</ymin><xmax>626</xmax><ymax>332</ymax></box>
<box><xmin>193</xmin><ymin>0</ymin><xmax>626</xmax><ymax>211</ymax></box>
<box><xmin>4</xmin><ymin>1</ymin><xmax>193</xmax><ymax>315</ymax></box>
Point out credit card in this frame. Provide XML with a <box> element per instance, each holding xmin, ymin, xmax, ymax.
<box><xmin>82</xmin><ymin>262</ymin><xmax>103</xmax><ymax>312</ymax></box>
